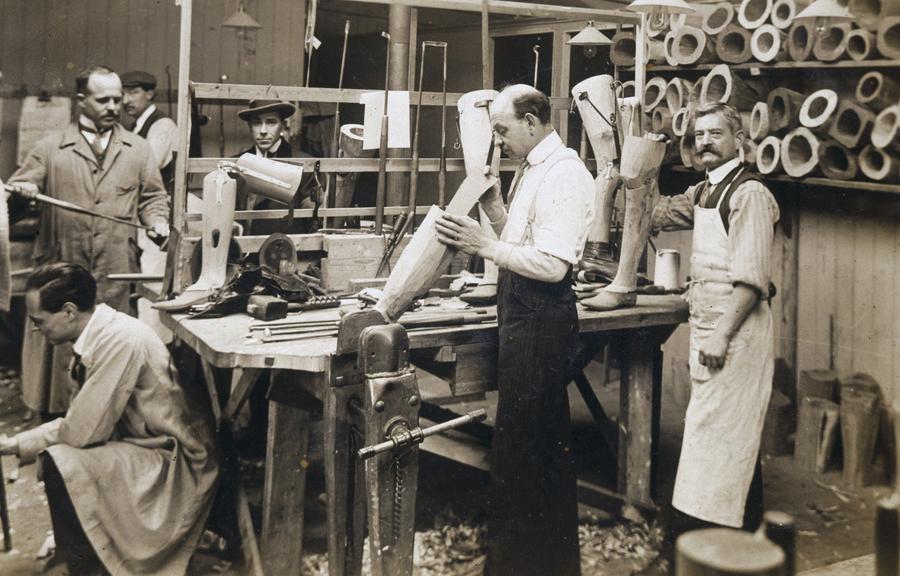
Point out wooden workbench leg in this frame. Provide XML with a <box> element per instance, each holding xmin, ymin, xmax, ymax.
<box><xmin>261</xmin><ymin>393</ymin><xmax>310</xmax><ymax>575</ymax></box>
<box><xmin>325</xmin><ymin>382</ymin><xmax>367</xmax><ymax>576</ymax></box>
<box><xmin>616</xmin><ymin>330</ymin><xmax>656</xmax><ymax>509</ymax></box>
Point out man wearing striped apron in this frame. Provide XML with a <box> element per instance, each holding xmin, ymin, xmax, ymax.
<box><xmin>436</xmin><ymin>84</ymin><xmax>594</xmax><ymax>576</ymax></box>
<box><xmin>638</xmin><ymin>102</ymin><xmax>780</xmax><ymax>574</ymax></box>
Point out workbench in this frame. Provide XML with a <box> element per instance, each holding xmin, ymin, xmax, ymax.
<box><xmin>159</xmin><ymin>295</ymin><xmax>688</xmax><ymax>575</ymax></box>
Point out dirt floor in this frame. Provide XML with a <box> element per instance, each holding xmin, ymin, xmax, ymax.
<box><xmin>0</xmin><ymin>356</ymin><xmax>890</xmax><ymax>575</ymax></box>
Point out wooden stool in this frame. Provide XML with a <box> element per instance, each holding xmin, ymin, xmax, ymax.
<box><xmin>676</xmin><ymin>528</ymin><xmax>784</xmax><ymax>576</ymax></box>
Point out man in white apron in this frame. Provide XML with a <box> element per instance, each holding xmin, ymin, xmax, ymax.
<box><xmin>634</xmin><ymin>102</ymin><xmax>780</xmax><ymax>574</ymax></box>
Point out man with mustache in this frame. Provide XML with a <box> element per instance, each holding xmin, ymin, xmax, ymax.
<box><xmin>6</xmin><ymin>65</ymin><xmax>169</xmax><ymax>421</ymax></box>
<box><xmin>637</xmin><ymin>102</ymin><xmax>779</xmax><ymax>574</ymax></box>
<box><xmin>436</xmin><ymin>84</ymin><xmax>594</xmax><ymax>576</ymax></box>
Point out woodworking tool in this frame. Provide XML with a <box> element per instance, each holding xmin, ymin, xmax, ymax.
<box><xmin>325</xmin><ymin>19</ymin><xmax>351</xmax><ymax>229</ymax></box>
<box><xmin>374</xmin><ymin>31</ymin><xmax>391</xmax><ymax>236</ymax></box>
<box><xmin>434</xmin><ymin>41</ymin><xmax>449</xmax><ymax>209</ymax></box>
<box><xmin>533</xmin><ymin>45</ymin><xmax>540</xmax><ymax>88</ymax></box>
<box><xmin>357</xmin><ymin>409</ymin><xmax>487</xmax><ymax>460</ymax></box>
<box><xmin>408</xmin><ymin>41</ymin><xmax>447</xmax><ymax>226</ymax></box>
<box><xmin>246</xmin><ymin>294</ymin><xmax>340</xmax><ymax>321</ymax></box>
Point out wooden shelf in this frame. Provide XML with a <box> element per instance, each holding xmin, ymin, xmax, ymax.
<box><xmin>625</xmin><ymin>59</ymin><xmax>900</xmax><ymax>73</ymax></box>
<box><xmin>664</xmin><ymin>166</ymin><xmax>900</xmax><ymax>196</ymax></box>
<box><xmin>187</xmin><ymin>157</ymin><xmax>598</xmax><ymax>174</ymax></box>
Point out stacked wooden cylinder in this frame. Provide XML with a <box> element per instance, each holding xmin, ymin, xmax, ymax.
<box><xmin>611</xmin><ymin>0</ymin><xmax>900</xmax><ymax>182</ymax></box>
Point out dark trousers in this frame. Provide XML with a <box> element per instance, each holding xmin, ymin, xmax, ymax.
<box><xmin>486</xmin><ymin>271</ymin><xmax>581</xmax><ymax>576</ymax></box>
<box><xmin>40</xmin><ymin>454</ymin><xmax>107</xmax><ymax>575</ymax></box>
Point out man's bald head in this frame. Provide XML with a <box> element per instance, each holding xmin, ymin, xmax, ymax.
<box><xmin>490</xmin><ymin>85</ymin><xmax>554</xmax><ymax>160</ymax></box>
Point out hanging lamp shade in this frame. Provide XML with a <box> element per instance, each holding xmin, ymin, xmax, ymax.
<box><xmin>222</xmin><ymin>3</ymin><xmax>262</xmax><ymax>29</ymax></box>
<box><xmin>794</xmin><ymin>0</ymin><xmax>853</xmax><ymax>22</ymax></box>
<box><xmin>568</xmin><ymin>21</ymin><xmax>613</xmax><ymax>45</ymax></box>
<box><xmin>625</xmin><ymin>0</ymin><xmax>695</xmax><ymax>15</ymax></box>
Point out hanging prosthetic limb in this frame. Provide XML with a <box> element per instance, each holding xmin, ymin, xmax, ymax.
<box><xmin>455</xmin><ymin>89</ymin><xmax>501</xmax><ymax>305</ymax></box>
<box><xmin>582</xmin><ymin>134</ymin><xmax>668</xmax><ymax>311</ymax></box>
<box><xmin>333</xmin><ymin>124</ymin><xmax>375</xmax><ymax>229</ymax></box>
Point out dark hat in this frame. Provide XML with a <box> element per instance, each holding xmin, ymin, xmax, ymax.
<box><xmin>238</xmin><ymin>100</ymin><xmax>297</xmax><ymax>121</ymax></box>
<box><xmin>120</xmin><ymin>70</ymin><xmax>158</xmax><ymax>89</ymax></box>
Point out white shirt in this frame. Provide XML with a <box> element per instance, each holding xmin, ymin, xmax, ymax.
<box><xmin>133</xmin><ymin>104</ymin><xmax>178</xmax><ymax>170</ymax></box>
<box><xmin>79</xmin><ymin>114</ymin><xmax>112</xmax><ymax>151</ymax></box>
<box><xmin>490</xmin><ymin>131</ymin><xmax>594</xmax><ymax>282</ymax></box>
<box><xmin>707</xmin><ymin>157</ymin><xmax>742</xmax><ymax>188</ymax></box>
<box><xmin>73</xmin><ymin>305</ymin><xmax>104</xmax><ymax>358</ymax></box>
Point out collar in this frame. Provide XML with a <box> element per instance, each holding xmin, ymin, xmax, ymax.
<box><xmin>255</xmin><ymin>138</ymin><xmax>283</xmax><ymax>157</ymax></box>
<box><xmin>72</xmin><ymin>303</ymin><xmax>113</xmax><ymax>357</ymax></box>
<box><xmin>78</xmin><ymin>114</ymin><xmax>112</xmax><ymax>134</ymax></box>
<box><xmin>525</xmin><ymin>131</ymin><xmax>563</xmax><ymax>167</ymax></box>
<box><xmin>706</xmin><ymin>157</ymin><xmax>742</xmax><ymax>185</ymax></box>
<box><xmin>133</xmin><ymin>104</ymin><xmax>157</xmax><ymax>133</ymax></box>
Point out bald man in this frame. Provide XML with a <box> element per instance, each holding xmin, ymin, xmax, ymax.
<box><xmin>437</xmin><ymin>85</ymin><xmax>594</xmax><ymax>576</ymax></box>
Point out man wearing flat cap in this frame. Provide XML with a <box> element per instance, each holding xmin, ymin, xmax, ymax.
<box><xmin>121</xmin><ymin>70</ymin><xmax>179</xmax><ymax>341</ymax></box>
<box><xmin>236</xmin><ymin>100</ymin><xmax>318</xmax><ymax>235</ymax></box>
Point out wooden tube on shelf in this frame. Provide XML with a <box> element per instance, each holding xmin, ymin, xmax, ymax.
<box><xmin>860</xmin><ymin>144</ymin><xmax>900</xmax><ymax>181</ymax></box>
<box><xmin>828</xmin><ymin>100</ymin><xmax>875</xmax><ymax>149</ymax></box>
<box><xmin>872</xmin><ymin>105</ymin><xmax>900</xmax><ymax>151</ymax></box>
<box><xmin>644</xmin><ymin>76</ymin><xmax>668</xmax><ymax>112</ymax></box>
<box><xmin>664</xmin><ymin>30</ymin><xmax>680</xmax><ymax>66</ymax></box>
<box><xmin>877</xmin><ymin>17</ymin><xmax>900</xmax><ymax>60</ymax></box>
<box><xmin>847</xmin><ymin>29</ymin><xmax>879</xmax><ymax>61</ymax></box>
<box><xmin>742</xmin><ymin>139</ymin><xmax>759</xmax><ymax>165</ymax></box>
<box><xmin>673</xmin><ymin>107</ymin><xmax>692</xmax><ymax>137</ymax></box>
<box><xmin>670</xmin><ymin>3</ymin><xmax>715</xmax><ymax>33</ymax></box>
<box><xmin>665</xmin><ymin>78</ymin><xmax>694</xmax><ymax>114</ymax></box>
<box><xmin>813</xmin><ymin>23</ymin><xmax>851</xmax><ymax>62</ymax></box>
<box><xmin>673</xmin><ymin>25</ymin><xmax>716</xmax><ymax>65</ymax></box>
<box><xmin>715</xmin><ymin>25</ymin><xmax>754</xmax><ymax>64</ymax></box>
<box><xmin>853</xmin><ymin>0</ymin><xmax>900</xmax><ymax>33</ymax></box>
<box><xmin>771</xmin><ymin>0</ymin><xmax>799</xmax><ymax>30</ymax></box>
<box><xmin>788</xmin><ymin>21</ymin><xmax>816</xmax><ymax>61</ymax></box>
<box><xmin>768</xmin><ymin>87</ymin><xmax>806</xmax><ymax>133</ymax></box>
<box><xmin>752</xmin><ymin>24</ymin><xmax>789</xmax><ymax>62</ymax></box>
<box><xmin>646</xmin><ymin>12</ymin><xmax>669</xmax><ymax>39</ymax></box>
<box><xmin>781</xmin><ymin>127</ymin><xmax>821</xmax><ymax>177</ymax></box>
<box><xmin>702</xmin><ymin>2</ymin><xmax>736</xmax><ymax>35</ymax></box>
<box><xmin>738</xmin><ymin>0</ymin><xmax>774</xmax><ymax>30</ymax></box>
<box><xmin>750</xmin><ymin>102</ymin><xmax>771</xmax><ymax>141</ymax></box>
<box><xmin>647</xmin><ymin>38</ymin><xmax>667</xmax><ymax>64</ymax></box>
<box><xmin>819</xmin><ymin>139</ymin><xmax>860</xmax><ymax>180</ymax></box>
<box><xmin>701</xmin><ymin>64</ymin><xmax>764</xmax><ymax>111</ymax></box>
<box><xmin>857</xmin><ymin>72</ymin><xmax>900</xmax><ymax>111</ymax></box>
<box><xmin>799</xmin><ymin>89</ymin><xmax>839</xmax><ymax>136</ymax></box>
<box><xmin>757</xmin><ymin>135</ymin><xmax>784</xmax><ymax>174</ymax></box>
<box><xmin>652</xmin><ymin>107</ymin><xmax>675</xmax><ymax>141</ymax></box>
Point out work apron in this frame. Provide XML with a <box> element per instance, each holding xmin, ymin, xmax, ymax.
<box><xmin>486</xmin><ymin>269</ymin><xmax>581</xmax><ymax>576</ymax></box>
<box><xmin>671</xmin><ymin>182</ymin><xmax>774</xmax><ymax>528</ymax></box>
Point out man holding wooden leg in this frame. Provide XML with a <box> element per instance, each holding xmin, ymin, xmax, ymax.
<box><xmin>436</xmin><ymin>84</ymin><xmax>594</xmax><ymax>576</ymax></box>
<box><xmin>637</xmin><ymin>102</ymin><xmax>780</xmax><ymax>574</ymax></box>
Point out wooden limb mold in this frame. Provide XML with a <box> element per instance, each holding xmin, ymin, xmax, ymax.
<box><xmin>752</xmin><ymin>24</ymin><xmax>789</xmax><ymax>63</ymax></box>
<box><xmin>738</xmin><ymin>0</ymin><xmax>774</xmax><ymax>30</ymax></box>
<box><xmin>872</xmin><ymin>104</ymin><xmax>900</xmax><ymax>151</ymax></box>
<box><xmin>787</xmin><ymin>21</ymin><xmax>816</xmax><ymax>61</ymax></box>
<box><xmin>813</xmin><ymin>23</ymin><xmax>851</xmax><ymax>62</ymax></box>
<box><xmin>768</xmin><ymin>87</ymin><xmax>807</xmax><ymax>133</ymax></box>
<box><xmin>750</xmin><ymin>101</ymin><xmax>771</xmax><ymax>141</ymax></box>
<box><xmin>827</xmin><ymin>99</ymin><xmax>875</xmax><ymax>150</ymax></box>
<box><xmin>757</xmin><ymin>135</ymin><xmax>784</xmax><ymax>174</ymax></box>
<box><xmin>859</xmin><ymin>144</ymin><xmax>900</xmax><ymax>181</ymax></box>
<box><xmin>702</xmin><ymin>2</ymin><xmax>736</xmax><ymax>35</ymax></box>
<box><xmin>799</xmin><ymin>89</ymin><xmax>839</xmax><ymax>136</ymax></box>
<box><xmin>856</xmin><ymin>72</ymin><xmax>899</xmax><ymax>111</ymax></box>
<box><xmin>781</xmin><ymin>127</ymin><xmax>821</xmax><ymax>177</ymax></box>
<box><xmin>877</xmin><ymin>17</ymin><xmax>900</xmax><ymax>60</ymax></box>
<box><xmin>715</xmin><ymin>25</ymin><xmax>754</xmax><ymax>64</ymax></box>
<box><xmin>818</xmin><ymin>139</ymin><xmax>860</xmax><ymax>180</ymax></box>
<box><xmin>847</xmin><ymin>29</ymin><xmax>879</xmax><ymax>61</ymax></box>
<box><xmin>701</xmin><ymin>64</ymin><xmax>765</xmax><ymax>111</ymax></box>
<box><xmin>672</xmin><ymin>25</ymin><xmax>716</xmax><ymax>65</ymax></box>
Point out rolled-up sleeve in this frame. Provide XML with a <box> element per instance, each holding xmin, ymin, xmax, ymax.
<box><xmin>728</xmin><ymin>181</ymin><xmax>780</xmax><ymax>294</ymax></box>
<box><xmin>652</xmin><ymin>185</ymin><xmax>695</xmax><ymax>232</ymax></box>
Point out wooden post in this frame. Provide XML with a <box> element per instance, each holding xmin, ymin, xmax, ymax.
<box><xmin>617</xmin><ymin>329</ymin><xmax>656</xmax><ymax>509</ymax></box>
<box><xmin>172</xmin><ymin>0</ymin><xmax>193</xmax><ymax>292</ymax></box>
<box><xmin>387</xmin><ymin>5</ymin><xmax>411</xmax><ymax>214</ymax></box>
<box><xmin>841</xmin><ymin>388</ymin><xmax>880</xmax><ymax>487</ymax></box>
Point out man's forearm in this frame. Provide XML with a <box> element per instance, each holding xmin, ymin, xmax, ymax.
<box><xmin>479</xmin><ymin>239</ymin><xmax>569</xmax><ymax>282</ymax></box>
<box><xmin>714</xmin><ymin>283</ymin><xmax>760</xmax><ymax>339</ymax></box>
<box><xmin>479</xmin><ymin>192</ymin><xmax>507</xmax><ymax>236</ymax></box>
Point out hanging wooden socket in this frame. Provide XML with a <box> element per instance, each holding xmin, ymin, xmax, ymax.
<box><xmin>787</xmin><ymin>21</ymin><xmax>816</xmax><ymax>61</ymax></box>
<box><xmin>752</xmin><ymin>24</ymin><xmax>789</xmax><ymax>62</ymax></box>
<box><xmin>643</xmin><ymin>76</ymin><xmax>668</xmax><ymax>111</ymax></box>
<box><xmin>673</xmin><ymin>26</ymin><xmax>717</xmax><ymax>65</ymax></box>
<box><xmin>799</xmin><ymin>89</ymin><xmax>839</xmax><ymax>136</ymax></box>
<box><xmin>813</xmin><ymin>23</ymin><xmax>851</xmax><ymax>62</ymax></box>
<box><xmin>819</xmin><ymin>139</ymin><xmax>860</xmax><ymax>180</ymax></box>
<box><xmin>738</xmin><ymin>0</ymin><xmax>774</xmax><ymax>30</ymax></box>
<box><xmin>768</xmin><ymin>87</ymin><xmax>807</xmax><ymax>133</ymax></box>
<box><xmin>702</xmin><ymin>2</ymin><xmax>736</xmax><ymax>35</ymax></box>
<box><xmin>757</xmin><ymin>135</ymin><xmax>784</xmax><ymax>174</ymax></box>
<box><xmin>572</xmin><ymin>76</ymin><xmax>619</xmax><ymax>167</ymax></box>
<box><xmin>771</xmin><ymin>0</ymin><xmax>800</xmax><ymax>30</ymax></box>
<box><xmin>665</xmin><ymin>77</ymin><xmax>695</xmax><ymax>114</ymax></box>
<box><xmin>715</xmin><ymin>25</ymin><xmax>755</xmax><ymax>64</ymax></box>
<box><xmin>877</xmin><ymin>17</ymin><xmax>900</xmax><ymax>60</ymax></box>
<box><xmin>872</xmin><ymin>105</ymin><xmax>900</xmax><ymax>151</ymax></box>
<box><xmin>750</xmin><ymin>101</ymin><xmax>771</xmax><ymax>141</ymax></box>
<box><xmin>847</xmin><ymin>29</ymin><xmax>879</xmax><ymax>61</ymax></box>
<box><xmin>781</xmin><ymin>127</ymin><xmax>821</xmax><ymax>177</ymax></box>
<box><xmin>857</xmin><ymin>72</ymin><xmax>899</xmax><ymax>111</ymax></box>
<box><xmin>860</xmin><ymin>144</ymin><xmax>900</xmax><ymax>181</ymax></box>
<box><xmin>702</xmin><ymin>64</ymin><xmax>765</xmax><ymax>111</ymax></box>
<box><xmin>828</xmin><ymin>100</ymin><xmax>875</xmax><ymax>149</ymax></box>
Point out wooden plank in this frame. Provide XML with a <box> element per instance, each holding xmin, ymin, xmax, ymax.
<box><xmin>350</xmin><ymin>0</ymin><xmax>639</xmax><ymax>23</ymax></box>
<box><xmin>183</xmin><ymin>205</ymin><xmax>430</xmax><ymax>222</ymax></box>
<box><xmin>815</xmin><ymin>209</ymin><xmax>837</xmax><ymax>370</ymax></box>
<box><xmin>44</xmin><ymin>0</ymin><xmax>69</xmax><ymax>90</ymax></box>
<box><xmin>171</xmin><ymin>0</ymin><xmax>193</xmax><ymax>291</ymax></box>
<box><xmin>199</xmin><ymin>360</ymin><xmax>223</xmax><ymax>423</ymax></box>
<box><xmin>21</xmin><ymin>1</ymin><xmax>47</xmax><ymax>91</ymax></box>
<box><xmin>187</xmin><ymin>156</ymin><xmax>589</xmax><ymax>174</ymax></box>
<box><xmin>666</xmin><ymin>167</ymin><xmax>900</xmax><ymax>196</ymax></box>
<box><xmin>261</xmin><ymin>397</ymin><xmax>309</xmax><ymax>576</ymax></box>
<box><xmin>223</xmin><ymin>367</ymin><xmax>263</xmax><ymax>423</ymax></box>
<box><xmin>638</xmin><ymin>59</ymin><xmax>900</xmax><ymax>72</ymax></box>
<box><xmin>851</xmin><ymin>214</ymin><xmax>876</xmax><ymax>376</ymax></box>
<box><xmin>833</xmin><ymin>209</ymin><xmax>856</xmax><ymax>376</ymax></box>
<box><xmin>894</xmin><ymin>223</ymin><xmax>900</xmax><ymax>405</ymax></box>
<box><xmin>2</xmin><ymin>0</ymin><xmax>26</xmax><ymax>94</ymax></box>
<box><xmin>779</xmin><ymin>196</ymin><xmax>800</xmax><ymax>386</ymax></box>
<box><xmin>870</xmin><ymin>217</ymin><xmax>895</xmax><ymax>399</ymax></box>
<box><xmin>125</xmin><ymin>0</ymin><xmax>150</xmax><ymax>72</ymax></box>
<box><xmin>796</xmin><ymin>208</ymin><xmax>820</xmax><ymax>376</ymax></box>
<box><xmin>106</xmin><ymin>0</ymin><xmax>129</xmax><ymax>73</ymax></box>
<box><xmin>237</xmin><ymin>486</ymin><xmax>265</xmax><ymax>576</ymax></box>
<box><xmin>616</xmin><ymin>329</ymin><xmax>657</xmax><ymax>508</ymax></box>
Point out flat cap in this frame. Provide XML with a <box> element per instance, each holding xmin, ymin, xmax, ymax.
<box><xmin>120</xmin><ymin>70</ymin><xmax>158</xmax><ymax>89</ymax></box>
<box><xmin>238</xmin><ymin>100</ymin><xmax>297</xmax><ymax>121</ymax></box>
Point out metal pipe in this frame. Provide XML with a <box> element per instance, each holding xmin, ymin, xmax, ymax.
<box><xmin>374</xmin><ymin>31</ymin><xmax>392</xmax><ymax>235</ymax></box>
<box><xmin>408</xmin><ymin>41</ymin><xmax>428</xmax><ymax>222</ymax></box>
<box><xmin>533</xmin><ymin>45</ymin><xmax>540</xmax><ymax>87</ymax></box>
<box><xmin>357</xmin><ymin>409</ymin><xmax>488</xmax><ymax>460</ymax></box>
<box><xmin>438</xmin><ymin>41</ymin><xmax>448</xmax><ymax>208</ymax></box>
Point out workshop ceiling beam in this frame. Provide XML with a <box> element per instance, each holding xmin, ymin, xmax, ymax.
<box><xmin>350</xmin><ymin>0</ymin><xmax>639</xmax><ymax>24</ymax></box>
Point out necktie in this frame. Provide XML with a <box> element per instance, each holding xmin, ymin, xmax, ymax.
<box><xmin>70</xmin><ymin>353</ymin><xmax>86</xmax><ymax>385</ymax></box>
<box><xmin>80</xmin><ymin>124</ymin><xmax>110</xmax><ymax>162</ymax></box>
<box><xmin>506</xmin><ymin>159</ymin><xmax>530</xmax><ymax>206</ymax></box>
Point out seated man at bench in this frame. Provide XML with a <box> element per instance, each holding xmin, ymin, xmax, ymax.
<box><xmin>0</xmin><ymin>263</ymin><xmax>219</xmax><ymax>575</ymax></box>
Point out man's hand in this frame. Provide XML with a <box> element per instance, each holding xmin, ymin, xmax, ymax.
<box><xmin>148</xmin><ymin>221</ymin><xmax>170</xmax><ymax>248</ymax></box>
<box><xmin>436</xmin><ymin>213</ymin><xmax>487</xmax><ymax>255</ymax></box>
<box><xmin>698</xmin><ymin>331</ymin><xmax>730</xmax><ymax>370</ymax></box>
<box><xmin>0</xmin><ymin>434</ymin><xmax>18</xmax><ymax>457</ymax></box>
<box><xmin>6</xmin><ymin>181</ymin><xmax>39</xmax><ymax>200</ymax></box>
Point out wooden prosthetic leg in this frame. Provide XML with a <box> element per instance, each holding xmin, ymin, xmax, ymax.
<box><xmin>582</xmin><ymin>136</ymin><xmax>667</xmax><ymax>311</ymax></box>
<box><xmin>153</xmin><ymin>169</ymin><xmax>236</xmax><ymax>311</ymax></box>
<box><xmin>456</xmin><ymin>89</ymin><xmax>501</xmax><ymax>305</ymax></box>
<box><xmin>334</xmin><ymin>124</ymin><xmax>376</xmax><ymax>229</ymax></box>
